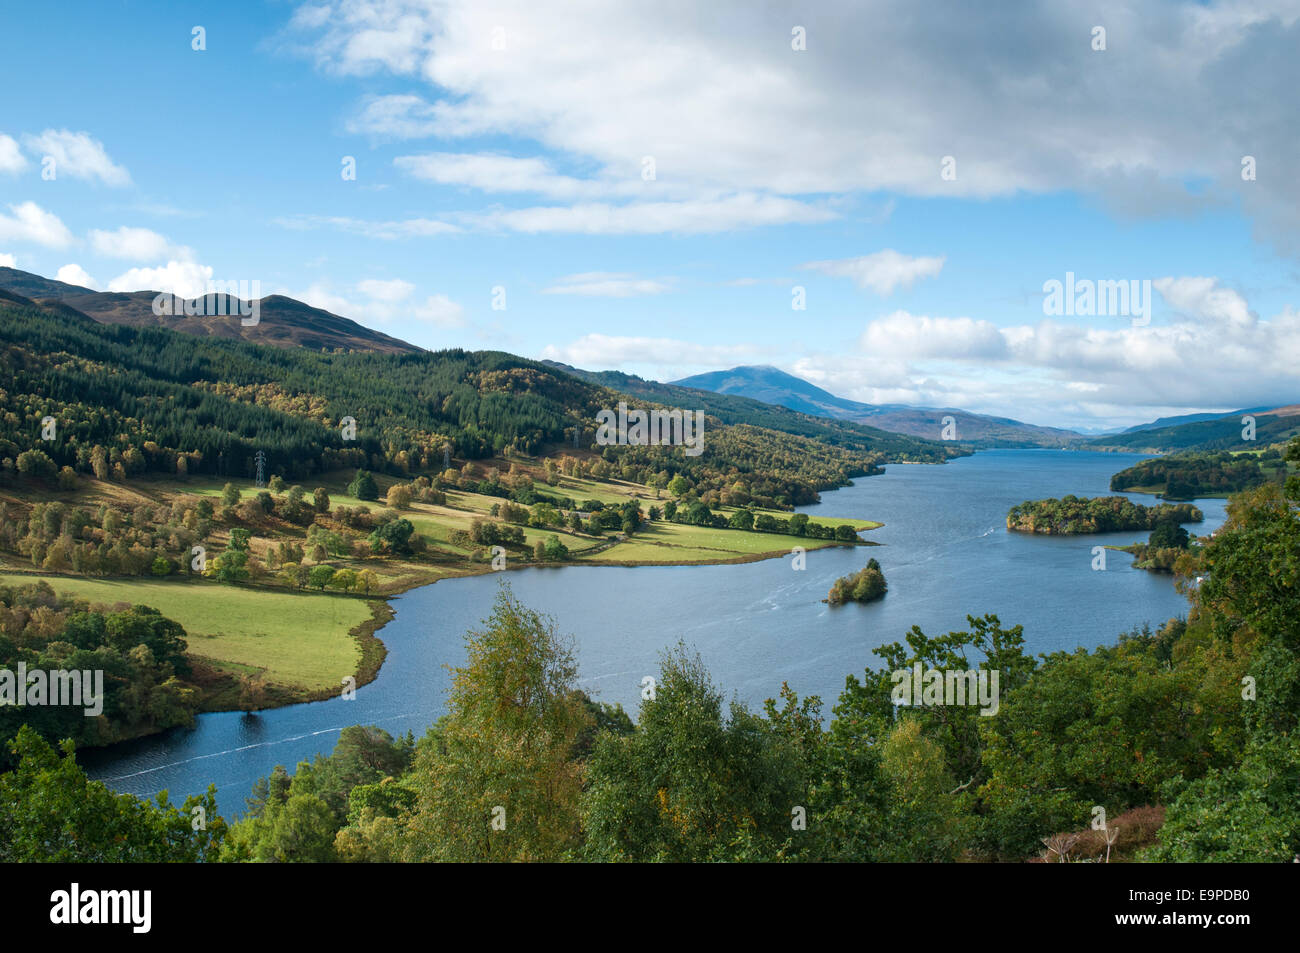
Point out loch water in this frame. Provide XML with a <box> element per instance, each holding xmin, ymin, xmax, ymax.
<box><xmin>82</xmin><ymin>450</ymin><xmax>1226</xmax><ymax>819</ymax></box>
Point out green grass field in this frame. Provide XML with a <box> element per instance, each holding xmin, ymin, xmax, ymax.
<box><xmin>575</xmin><ymin>517</ymin><xmax>879</xmax><ymax>563</ymax></box>
<box><xmin>0</xmin><ymin>572</ymin><xmax>368</xmax><ymax>692</ymax></box>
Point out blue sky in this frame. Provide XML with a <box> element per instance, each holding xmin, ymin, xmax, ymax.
<box><xmin>2</xmin><ymin>0</ymin><xmax>1299</xmax><ymax>430</ymax></box>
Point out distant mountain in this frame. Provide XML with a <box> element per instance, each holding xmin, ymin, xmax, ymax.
<box><xmin>1118</xmin><ymin>407</ymin><xmax>1276</xmax><ymax>434</ymax></box>
<box><xmin>672</xmin><ymin>365</ymin><xmax>880</xmax><ymax>419</ymax></box>
<box><xmin>670</xmin><ymin>365</ymin><xmax>1081</xmax><ymax>448</ymax></box>
<box><xmin>0</xmin><ymin>266</ymin><xmax>420</xmax><ymax>355</ymax></box>
<box><xmin>542</xmin><ymin>361</ymin><xmax>965</xmax><ymax>462</ymax></box>
<box><xmin>1086</xmin><ymin>405</ymin><xmax>1300</xmax><ymax>452</ymax></box>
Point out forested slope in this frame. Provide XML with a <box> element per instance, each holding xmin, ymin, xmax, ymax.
<box><xmin>0</xmin><ymin>294</ymin><xmax>951</xmax><ymax>507</ymax></box>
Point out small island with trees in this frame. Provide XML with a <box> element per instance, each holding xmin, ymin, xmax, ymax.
<box><xmin>827</xmin><ymin>557</ymin><xmax>887</xmax><ymax>605</ymax></box>
<box><xmin>1006</xmin><ymin>495</ymin><xmax>1202</xmax><ymax>535</ymax></box>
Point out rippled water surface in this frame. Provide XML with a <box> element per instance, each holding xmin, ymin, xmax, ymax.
<box><xmin>82</xmin><ymin>450</ymin><xmax>1225</xmax><ymax>818</ymax></box>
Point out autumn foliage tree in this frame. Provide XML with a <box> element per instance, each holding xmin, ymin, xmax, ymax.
<box><xmin>402</xmin><ymin>585</ymin><xmax>591</xmax><ymax>861</ymax></box>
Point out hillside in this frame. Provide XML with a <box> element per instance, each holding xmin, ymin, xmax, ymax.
<box><xmin>671</xmin><ymin>364</ymin><xmax>1081</xmax><ymax>448</ymax></box>
<box><xmin>0</xmin><ymin>292</ymin><xmax>953</xmax><ymax>508</ymax></box>
<box><xmin>0</xmin><ymin>266</ymin><xmax>420</xmax><ymax>355</ymax></box>
<box><xmin>1086</xmin><ymin>407</ymin><xmax>1300</xmax><ymax>452</ymax></box>
<box><xmin>1117</xmin><ymin>407</ymin><xmax>1274</xmax><ymax>434</ymax></box>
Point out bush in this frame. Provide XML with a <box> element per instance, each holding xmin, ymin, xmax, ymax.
<box><xmin>728</xmin><ymin>509</ymin><xmax>754</xmax><ymax>531</ymax></box>
<box><xmin>347</xmin><ymin>470</ymin><xmax>379</xmax><ymax>502</ymax></box>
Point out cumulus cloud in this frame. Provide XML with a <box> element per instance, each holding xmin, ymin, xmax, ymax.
<box><xmin>996</xmin><ymin>314</ymin><xmax>1300</xmax><ymax>413</ymax></box>
<box><xmin>1154</xmin><ymin>276</ymin><xmax>1255</xmax><ymax>329</ymax></box>
<box><xmin>88</xmin><ymin>226</ymin><xmax>185</xmax><ymax>261</ymax></box>
<box><xmin>0</xmin><ymin>134</ymin><xmax>26</xmax><ymax>174</ymax></box>
<box><xmin>298</xmin><ymin>279</ymin><xmax>464</xmax><ymax>329</ymax></box>
<box><xmin>815</xmin><ymin>278</ymin><xmax>1300</xmax><ymax>426</ymax></box>
<box><xmin>542</xmin><ymin>272</ymin><xmax>673</xmax><ymax>297</ymax></box>
<box><xmin>357</xmin><ymin>277</ymin><xmax>415</xmax><ymax>301</ymax></box>
<box><xmin>55</xmin><ymin>264</ymin><xmax>99</xmax><ymax>290</ymax></box>
<box><xmin>414</xmin><ymin>293</ymin><xmax>464</xmax><ymax>327</ymax></box>
<box><xmin>297</xmin><ymin>282</ymin><xmax>354</xmax><ymax>316</ymax></box>
<box><xmin>861</xmin><ymin>310</ymin><xmax>1006</xmax><ymax>359</ymax></box>
<box><xmin>107</xmin><ymin>260</ymin><xmax>214</xmax><ymax>297</ymax></box>
<box><xmin>0</xmin><ymin>202</ymin><xmax>74</xmax><ymax>248</ymax></box>
<box><xmin>803</xmin><ymin>250</ymin><xmax>946</xmax><ymax>295</ymax></box>
<box><xmin>285</xmin><ymin>0</ymin><xmax>1300</xmax><ymax>252</ymax></box>
<box><xmin>22</xmin><ymin>130</ymin><xmax>130</xmax><ymax>186</ymax></box>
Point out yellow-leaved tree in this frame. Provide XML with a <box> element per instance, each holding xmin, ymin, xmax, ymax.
<box><xmin>402</xmin><ymin>583</ymin><xmax>591</xmax><ymax>861</ymax></box>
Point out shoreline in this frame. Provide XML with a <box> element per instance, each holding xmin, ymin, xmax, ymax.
<box><xmin>1</xmin><ymin>517</ymin><xmax>886</xmax><ymax>740</ymax></box>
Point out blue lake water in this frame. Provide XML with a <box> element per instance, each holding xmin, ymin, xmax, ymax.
<box><xmin>81</xmin><ymin>449</ymin><xmax>1226</xmax><ymax>818</ymax></box>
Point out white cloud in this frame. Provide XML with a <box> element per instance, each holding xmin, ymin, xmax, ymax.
<box><xmin>273</xmin><ymin>214</ymin><xmax>460</xmax><ymax>239</ymax></box>
<box><xmin>414</xmin><ymin>293</ymin><xmax>464</xmax><ymax>327</ymax></box>
<box><xmin>467</xmin><ymin>194</ymin><xmax>835</xmax><ymax>235</ymax></box>
<box><xmin>22</xmin><ymin>130</ymin><xmax>130</xmax><ymax>186</ymax></box>
<box><xmin>358</xmin><ymin>277</ymin><xmax>415</xmax><ymax>301</ymax></box>
<box><xmin>297</xmin><ymin>280</ymin><xmax>463</xmax><ymax>328</ymax></box>
<box><xmin>806</xmin><ymin>281</ymin><xmax>1300</xmax><ymax>426</ymax></box>
<box><xmin>395</xmin><ymin>152</ymin><xmax>599</xmax><ymax>199</ymax></box>
<box><xmin>347</xmin><ymin>94</ymin><xmax>442</xmax><ymax>139</ymax></box>
<box><xmin>722</xmin><ymin>276</ymin><xmax>796</xmax><ymax>288</ymax></box>
<box><xmin>540</xmin><ymin>333</ymin><xmax>760</xmax><ymax>369</ymax></box>
<box><xmin>542</xmin><ymin>272</ymin><xmax>673</xmax><ymax>297</ymax></box>
<box><xmin>297</xmin><ymin>282</ymin><xmax>354</xmax><ymax>315</ymax></box>
<box><xmin>1154</xmin><ymin>276</ymin><xmax>1255</xmax><ymax>329</ymax></box>
<box><xmin>0</xmin><ymin>134</ymin><xmax>26</xmax><ymax>174</ymax></box>
<box><xmin>861</xmin><ymin>310</ymin><xmax>1006</xmax><ymax>359</ymax></box>
<box><xmin>55</xmin><ymin>264</ymin><xmax>100</xmax><ymax>290</ymax></box>
<box><xmin>803</xmin><ymin>250</ymin><xmax>946</xmax><ymax>296</ymax></box>
<box><xmin>996</xmin><ymin>314</ymin><xmax>1300</xmax><ymax>412</ymax></box>
<box><xmin>279</xmin><ymin>194</ymin><xmax>829</xmax><ymax>238</ymax></box>
<box><xmin>0</xmin><ymin>202</ymin><xmax>74</xmax><ymax>248</ymax></box>
<box><xmin>293</xmin><ymin>7</ymin><xmax>432</xmax><ymax>75</ymax></box>
<box><xmin>108</xmin><ymin>260</ymin><xmax>214</xmax><ymax>297</ymax></box>
<box><xmin>287</xmin><ymin>0</ymin><xmax>1300</xmax><ymax>252</ymax></box>
<box><xmin>88</xmin><ymin>226</ymin><xmax>185</xmax><ymax>261</ymax></box>
<box><xmin>0</xmin><ymin>252</ymin><xmax>15</xmax><ymax>267</ymax></box>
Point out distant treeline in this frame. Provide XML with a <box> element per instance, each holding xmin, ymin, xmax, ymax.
<box><xmin>1110</xmin><ymin>449</ymin><xmax>1282</xmax><ymax>500</ymax></box>
<box><xmin>1086</xmin><ymin>414</ymin><xmax>1300</xmax><ymax>452</ymax></box>
<box><xmin>1007</xmin><ymin>495</ymin><xmax>1202</xmax><ymax>535</ymax></box>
